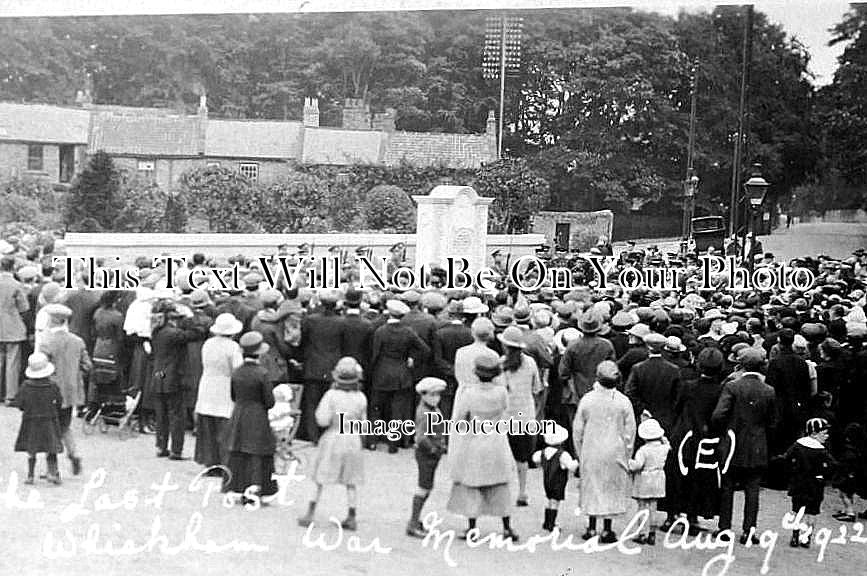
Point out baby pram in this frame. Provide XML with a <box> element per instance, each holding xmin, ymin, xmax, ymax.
<box><xmin>82</xmin><ymin>358</ymin><xmax>141</xmax><ymax>440</ymax></box>
<box><xmin>271</xmin><ymin>383</ymin><xmax>311</xmax><ymax>472</ymax></box>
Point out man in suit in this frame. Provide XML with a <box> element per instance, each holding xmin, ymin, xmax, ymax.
<box><xmin>0</xmin><ymin>256</ymin><xmax>29</xmax><ymax>404</ymax></box>
<box><xmin>625</xmin><ymin>333</ymin><xmax>681</xmax><ymax>433</ymax></box>
<box><xmin>149</xmin><ymin>301</ymin><xmax>199</xmax><ymax>460</ymax></box>
<box><xmin>559</xmin><ymin>311</ymin><xmax>615</xmax><ymax>404</ymax></box>
<box><xmin>432</xmin><ymin>299</ymin><xmax>473</xmax><ymax>420</ymax></box>
<box><xmin>299</xmin><ymin>290</ymin><xmax>345</xmax><ymax>442</ymax></box>
<box><xmin>63</xmin><ymin>271</ymin><xmax>101</xmax><ymax>356</ymax></box>
<box><xmin>712</xmin><ymin>347</ymin><xmax>777</xmax><ymax>544</ymax></box>
<box><xmin>400</xmin><ymin>290</ymin><xmax>437</xmax><ymax>383</ymax></box>
<box><xmin>370</xmin><ymin>299</ymin><xmax>429</xmax><ymax>453</ymax></box>
<box><xmin>341</xmin><ymin>287</ymin><xmax>374</xmax><ymax>446</ymax></box>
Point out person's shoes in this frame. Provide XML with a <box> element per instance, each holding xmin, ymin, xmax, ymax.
<box><xmin>516</xmin><ymin>496</ymin><xmax>529</xmax><ymax>507</ymax></box>
<box><xmin>632</xmin><ymin>535</ymin><xmax>647</xmax><ymax>545</ymax></box>
<box><xmin>70</xmin><ymin>456</ymin><xmax>82</xmax><ymax>476</ymax></box>
<box><xmin>599</xmin><ymin>530</ymin><xmax>618</xmax><ymax>544</ymax></box>
<box><xmin>156</xmin><ymin>450</ymin><xmax>170</xmax><ymax>458</ymax></box>
<box><xmin>832</xmin><ymin>512</ymin><xmax>856</xmax><ymax>522</ymax></box>
<box><xmin>341</xmin><ymin>516</ymin><xmax>357</xmax><ymax>531</ymax></box>
<box><xmin>47</xmin><ymin>473</ymin><xmax>62</xmax><ymax>485</ymax></box>
<box><xmin>24</xmin><ymin>475</ymin><xmax>35</xmax><ymax>485</ymax></box>
<box><xmin>687</xmin><ymin>524</ymin><xmax>703</xmax><ymax>537</ymax></box>
<box><xmin>789</xmin><ymin>534</ymin><xmax>800</xmax><ymax>548</ymax></box>
<box><xmin>739</xmin><ymin>532</ymin><xmax>760</xmax><ymax>546</ymax></box>
<box><xmin>799</xmin><ymin>537</ymin><xmax>811</xmax><ymax>549</ymax></box>
<box><xmin>168</xmin><ymin>454</ymin><xmax>188</xmax><ymax>461</ymax></box>
<box><xmin>502</xmin><ymin>528</ymin><xmax>519</xmax><ymax>542</ymax></box>
<box><xmin>406</xmin><ymin>523</ymin><xmax>427</xmax><ymax>538</ymax></box>
<box><xmin>646</xmin><ymin>531</ymin><xmax>656</xmax><ymax>546</ymax></box>
<box><xmin>297</xmin><ymin>513</ymin><xmax>315</xmax><ymax>527</ymax></box>
<box><xmin>388</xmin><ymin>445</ymin><xmax>399</xmax><ymax>454</ymax></box>
<box><xmin>581</xmin><ymin>528</ymin><xmax>597</xmax><ymax>541</ymax></box>
<box><xmin>459</xmin><ymin>528</ymin><xmax>478</xmax><ymax>541</ymax></box>
<box><xmin>660</xmin><ymin>518</ymin><xmax>674</xmax><ymax>532</ymax></box>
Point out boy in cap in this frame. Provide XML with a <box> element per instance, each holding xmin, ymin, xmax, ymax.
<box><xmin>406</xmin><ymin>377</ymin><xmax>448</xmax><ymax>538</ymax></box>
<box><xmin>531</xmin><ymin>424</ymin><xmax>578</xmax><ymax>532</ymax></box>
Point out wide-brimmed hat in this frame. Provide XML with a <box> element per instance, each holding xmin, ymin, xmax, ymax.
<box><xmin>25</xmin><ymin>352</ymin><xmax>55</xmax><ymax>379</ymax></box>
<box><xmin>497</xmin><ymin>325</ymin><xmax>526</xmax><ymax>349</ymax></box>
<box><xmin>578</xmin><ymin>311</ymin><xmax>603</xmax><ymax>334</ymax></box>
<box><xmin>492</xmin><ymin>306</ymin><xmax>515</xmax><ymax>328</ymax></box>
<box><xmin>189</xmin><ymin>289</ymin><xmax>212</xmax><ymax>309</ymax></box>
<box><xmin>43</xmin><ymin>303</ymin><xmax>73</xmax><ymax>320</ymax></box>
<box><xmin>210</xmin><ymin>313</ymin><xmax>243</xmax><ymax>336</ymax></box>
<box><xmin>332</xmin><ymin>357</ymin><xmax>362</xmax><ymax>386</ymax></box>
<box><xmin>513</xmin><ymin>304</ymin><xmax>532</xmax><ymax>324</ymax></box>
<box><xmin>239</xmin><ymin>331</ymin><xmax>269</xmax><ymax>356</ymax></box>
<box><xmin>260</xmin><ymin>288</ymin><xmax>283</xmax><ymax>307</ymax></box>
<box><xmin>638</xmin><ymin>418</ymin><xmax>665</xmax><ymax>441</ymax></box>
<box><xmin>554</xmin><ymin>328</ymin><xmax>581</xmax><ymax>352</ymax></box>
<box><xmin>461</xmin><ymin>296</ymin><xmax>489</xmax><ymax>315</ymax></box>
<box><xmin>474</xmin><ymin>355</ymin><xmax>502</xmax><ymax>381</ymax></box>
<box><xmin>627</xmin><ymin>323</ymin><xmax>651</xmax><ymax>339</ymax></box>
<box><xmin>664</xmin><ymin>336</ymin><xmax>686</xmax><ymax>353</ymax></box>
<box><xmin>543</xmin><ymin>424</ymin><xmax>569</xmax><ymax>446</ymax></box>
<box><xmin>386</xmin><ymin>299</ymin><xmax>410</xmax><ymax>317</ymax></box>
<box><xmin>416</xmin><ymin>377</ymin><xmax>447</xmax><ymax>395</ymax></box>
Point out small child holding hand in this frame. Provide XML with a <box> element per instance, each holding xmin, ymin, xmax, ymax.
<box><xmin>784</xmin><ymin>418</ymin><xmax>833</xmax><ymax>548</ymax></box>
<box><xmin>628</xmin><ymin>418</ymin><xmax>670</xmax><ymax>545</ymax></box>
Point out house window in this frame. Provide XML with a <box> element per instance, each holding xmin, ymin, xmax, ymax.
<box><xmin>137</xmin><ymin>160</ymin><xmax>156</xmax><ymax>180</ymax></box>
<box><xmin>27</xmin><ymin>144</ymin><xmax>43</xmax><ymax>171</ymax></box>
<box><xmin>239</xmin><ymin>162</ymin><xmax>259</xmax><ymax>182</ymax></box>
<box><xmin>59</xmin><ymin>145</ymin><xmax>75</xmax><ymax>183</ymax></box>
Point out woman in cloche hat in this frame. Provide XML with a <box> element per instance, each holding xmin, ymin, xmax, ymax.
<box><xmin>224</xmin><ymin>331</ymin><xmax>279</xmax><ymax>504</ymax></box>
<box><xmin>299</xmin><ymin>357</ymin><xmax>367</xmax><ymax>531</ymax></box>
<box><xmin>14</xmin><ymin>353</ymin><xmax>64</xmax><ymax>485</ymax></box>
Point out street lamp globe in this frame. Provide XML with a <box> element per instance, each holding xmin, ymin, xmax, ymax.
<box><xmin>744</xmin><ymin>164</ymin><xmax>769</xmax><ymax>207</ymax></box>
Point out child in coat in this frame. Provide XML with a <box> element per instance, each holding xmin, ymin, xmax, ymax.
<box><xmin>298</xmin><ymin>357</ymin><xmax>367</xmax><ymax>531</ymax></box>
<box><xmin>406</xmin><ymin>377</ymin><xmax>448</xmax><ymax>538</ymax></box>
<box><xmin>831</xmin><ymin>423</ymin><xmax>865</xmax><ymax>522</ymax></box>
<box><xmin>531</xmin><ymin>424</ymin><xmax>578</xmax><ymax>532</ymax></box>
<box><xmin>784</xmin><ymin>418</ymin><xmax>833</xmax><ymax>548</ymax></box>
<box><xmin>627</xmin><ymin>418</ymin><xmax>670</xmax><ymax>545</ymax></box>
<box><xmin>14</xmin><ymin>353</ymin><xmax>64</xmax><ymax>485</ymax></box>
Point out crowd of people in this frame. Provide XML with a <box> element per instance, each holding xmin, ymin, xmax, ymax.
<box><xmin>1</xmin><ymin>230</ymin><xmax>867</xmax><ymax>552</ymax></box>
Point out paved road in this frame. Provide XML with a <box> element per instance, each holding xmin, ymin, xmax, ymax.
<box><xmin>1</xmin><ymin>406</ymin><xmax>862</xmax><ymax>576</ymax></box>
<box><xmin>615</xmin><ymin>222</ymin><xmax>866</xmax><ymax>261</ymax></box>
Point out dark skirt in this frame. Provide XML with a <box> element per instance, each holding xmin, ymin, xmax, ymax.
<box><xmin>15</xmin><ymin>416</ymin><xmax>64</xmax><ymax>454</ymax></box>
<box><xmin>224</xmin><ymin>452</ymin><xmax>278</xmax><ymax>496</ymax></box>
<box><xmin>508</xmin><ymin>433</ymin><xmax>533</xmax><ymax>463</ymax></box>
<box><xmin>195</xmin><ymin>414</ymin><xmax>228</xmax><ymax>467</ymax></box>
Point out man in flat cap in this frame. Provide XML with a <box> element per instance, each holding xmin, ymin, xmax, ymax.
<box><xmin>400</xmin><ymin>290</ymin><xmax>436</xmax><ymax>385</ymax></box>
<box><xmin>39</xmin><ymin>303</ymin><xmax>91</xmax><ymax>475</ymax></box>
<box><xmin>431</xmin><ymin>299</ymin><xmax>473</xmax><ymax>420</ymax></box>
<box><xmin>712</xmin><ymin>347</ymin><xmax>776</xmax><ymax>544</ymax></box>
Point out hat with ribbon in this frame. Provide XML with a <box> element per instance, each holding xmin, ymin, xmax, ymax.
<box><xmin>25</xmin><ymin>352</ymin><xmax>55</xmax><ymax>379</ymax></box>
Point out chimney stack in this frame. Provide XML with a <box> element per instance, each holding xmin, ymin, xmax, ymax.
<box><xmin>303</xmin><ymin>97</ymin><xmax>320</xmax><ymax>128</ymax></box>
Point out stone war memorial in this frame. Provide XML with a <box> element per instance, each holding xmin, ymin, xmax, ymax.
<box><xmin>413</xmin><ymin>185</ymin><xmax>495</xmax><ymax>273</ymax></box>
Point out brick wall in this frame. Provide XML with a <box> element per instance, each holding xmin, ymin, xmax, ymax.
<box><xmin>383</xmin><ymin>132</ymin><xmax>494</xmax><ymax>169</ymax></box>
<box><xmin>0</xmin><ymin>142</ymin><xmax>62</xmax><ymax>183</ymax></box>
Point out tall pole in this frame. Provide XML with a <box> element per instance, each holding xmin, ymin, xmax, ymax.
<box><xmin>498</xmin><ymin>14</ymin><xmax>507</xmax><ymax>159</ymax></box>
<box><xmin>729</xmin><ymin>4</ymin><xmax>753</xmax><ymax>243</ymax></box>
<box><xmin>683</xmin><ymin>58</ymin><xmax>699</xmax><ymax>240</ymax></box>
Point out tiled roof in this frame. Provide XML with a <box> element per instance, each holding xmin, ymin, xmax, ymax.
<box><xmin>301</xmin><ymin>128</ymin><xmax>383</xmax><ymax>165</ymax></box>
<box><xmin>0</xmin><ymin>102</ymin><xmax>90</xmax><ymax>144</ymax></box>
<box><xmin>206</xmin><ymin>119</ymin><xmax>302</xmax><ymax>160</ymax></box>
<box><xmin>89</xmin><ymin>111</ymin><xmax>203</xmax><ymax>156</ymax></box>
<box><xmin>383</xmin><ymin>132</ymin><xmax>493</xmax><ymax>169</ymax></box>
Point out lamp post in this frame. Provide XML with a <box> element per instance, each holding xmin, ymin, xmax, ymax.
<box><xmin>743</xmin><ymin>163</ymin><xmax>769</xmax><ymax>269</ymax></box>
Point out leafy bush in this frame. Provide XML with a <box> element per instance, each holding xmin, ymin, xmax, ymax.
<box><xmin>363</xmin><ymin>185</ymin><xmax>416</xmax><ymax>232</ymax></box>
<box><xmin>179</xmin><ymin>165</ymin><xmax>262</xmax><ymax>232</ymax></box>
<box><xmin>64</xmin><ymin>151</ymin><xmax>123</xmax><ymax>231</ymax></box>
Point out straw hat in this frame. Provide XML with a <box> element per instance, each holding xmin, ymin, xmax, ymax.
<box><xmin>25</xmin><ymin>352</ymin><xmax>55</xmax><ymax>379</ymax></box>
<box><xmin>492</xmin><ymin>306</ymin><xmax>515</xmax><ymax>328</ymax></box>
<box><xmin>462</xmin><ymin>296</ymin><xmax>489</xmax><ymax>315</ymax></box>
<box><xmin>664</xmin><ymin>336</ymin><xmax>686</xmax><ymax>353</ymax></box>
<box><xmin>543</xmin><ymin>424</ymin><xmax>569</xmax><ymax>446</ymax></box>
<box><xmin>497</xmin><ymin>325</ymin><xmax>526</xmax><ymax>349</ymax></box>
<box><xmin>210</xmin><ymin>313</ymin><xmax>243</xmax><ymax>336</ymax></box>
<box><xmin>189</xmin><ymin>289</ymin><xmax>212</xmax><ymax>309</ymax></box>
<box><xmin>638</xmin><ymin>418</ymin><xmax>665</xmax><ymax>441</ymax></box>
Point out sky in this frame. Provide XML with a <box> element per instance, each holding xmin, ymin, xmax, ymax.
<box><xmin>637</xmin><ymin>1</ymin><xmax>853</xmax><ymax>85</ymax></box>
<box><xmin>0</xmin><ymin>0</ymin><xmax>857</xmax><ymax>85</ymax></box>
